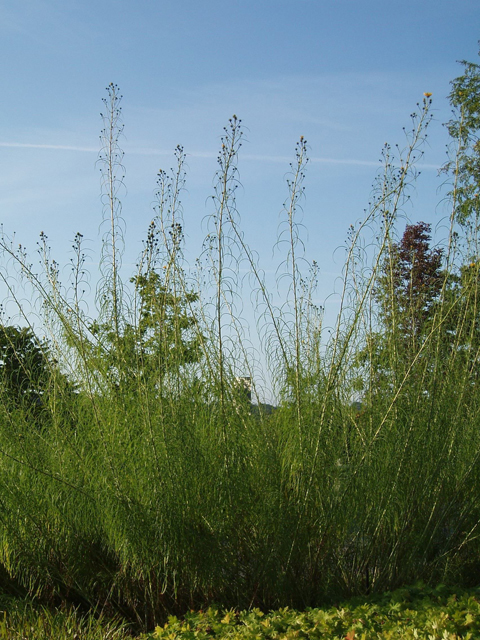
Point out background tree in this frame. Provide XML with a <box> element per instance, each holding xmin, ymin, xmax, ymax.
<box><xmin>88</xmin><ymin>266</ymin><xmax>203</xmax><ymax>394</ymax></box>
<box><xmin>378</xmin><ymin>222</ymin><xmax>444</xmax><ymax>349</ymax></box>
<box><xmin>0</xmin><ymin>324</ymin><xmax>76</xmax><ymax>425</ymax></box>
<box><xmin>132</xmin><ymin>268</ymin><xmax>202</xmax><ymax>372</ymax></box>
<box><xmin>436</xmin><ymin>49</ymin><xmax>480</xmax><ymax>392</ymax></box>
<box><xmin>354</xmin><ymin>222</ymin><xmax>445</xmax><ymax>397</ymax></box>
<box><xmin>443</xmin><ymin>50</ymin><xmax>480</xmax><ymax>226</ymax></box>
<box><xmin>0</xmin><ymin>325</ymin><xmax>53</xmax><ymax>413</ymax></box>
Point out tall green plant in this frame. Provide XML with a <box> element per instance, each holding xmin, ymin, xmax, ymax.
<box><xmin>1</xmin><ymin>68</ymin><xmax>480</xmax><ymax>629</ymax></box>
<box><xmin>97</xmin><ymin>82</ymin><xmax>126</xmax><ymax>340</ymax></box>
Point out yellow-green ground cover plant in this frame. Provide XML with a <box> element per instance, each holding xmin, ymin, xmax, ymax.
<box><xmin>144</xmin><ymin>584</ymin><xmax>480</xmax><ymax>640</ymax></box>
<box><xmin>0</xmin><ymin>52</ymin><xmax>478</xmax><ymax>634</ymax></box>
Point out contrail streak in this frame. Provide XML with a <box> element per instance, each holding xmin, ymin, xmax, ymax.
<box><xmin>0</xmin><ymin>142</ymin><xmax>97</xmax><ymax>152</ymax></box>
<box><xmin>0</xmin><ymin>142</ymin><xmax>441</xmax><ymax>169</ymax></box>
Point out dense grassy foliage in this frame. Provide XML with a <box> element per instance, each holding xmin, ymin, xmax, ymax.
<box><xmin>0</xmin><ymin>56</ymin><xmax>478</xmax><ymax>632</ymax></box>
<box><xmin>0</xmin><ymin>598</ymin><xmax>129</xmax><ymax>639</ymax></box>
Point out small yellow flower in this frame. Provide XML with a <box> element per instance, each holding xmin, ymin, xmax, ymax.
<box><xmin>424</xmin><ymin>92</ymin><xmax>432</xmax><ymax>98</ymax></box>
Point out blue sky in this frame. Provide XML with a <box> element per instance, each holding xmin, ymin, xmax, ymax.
<box><xmin>0</xmin><ymin>0</ymin><xmax>479</xmax><ymax>341</ymax></box>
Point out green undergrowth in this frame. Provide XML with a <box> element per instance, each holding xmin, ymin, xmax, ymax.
<box><xmin>141</xmin><ymin>585</ymin><xmax>480</xmax><ymax>640</ymax></box>
<box><xmin>0</xmin><ymin>597</ymin><xmax>130</xmax><ymax>639</ymax></box>
<box><xmin>1</xmin><ymin>585</ymin><xmax>479</xmax><ymax>639</ymax></box>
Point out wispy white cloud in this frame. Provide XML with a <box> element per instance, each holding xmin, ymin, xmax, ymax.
<box><xmin>312</xmin><ymin>157</ymin><xmax>441</xmax><ymax>170</ymax></box>
<box><xmin>131</xmin><ymin>150</ymin><xmax>441</xmax><ymax>170</ymax></box>
<box><xmin>248</xmin><ymin>154</ymin><xmax>381</xmax><ymax>167</ymax></box>
<box><xmin>0</xmin><ymin>141</ymin><xmax>441</xmax><ymax>171</ymax></box>
<box><xmin>0</xmin><ymin>142</ymin><xmax>97</xmax><ymax>152</ymax></box>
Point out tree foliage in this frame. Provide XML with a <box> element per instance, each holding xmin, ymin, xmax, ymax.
<box><xmin>444</xmin><ymin>50</ymin><xmax>480</xmax><ymax>225</ymax></box>
<box><xmin>0</xmin><ymin>325</ymin><xmax>76</xmax><ymax>423</ymax></box>
<box><xmin>88</xmin><ymin>266</ymin><xmax>203</xmax><ymax>394</ymax></box>
<box><xmin>132</xmin><ymin>269</ymin><xmax>202</xmax><ymax>368</ymax></box>
<box><xmin>0</xmin><ymin>325</ymin><xmax>53</xmax><ymax>412</ymax></box>
<box><xmin>355</xmin><ymin>222</ymin><xmax>445</xmax><ymax>396</ymax></box>
<box><xmin>377</xmin><ymin>222</ymin><xmax>444</xmax><ymax>346</ymax></box>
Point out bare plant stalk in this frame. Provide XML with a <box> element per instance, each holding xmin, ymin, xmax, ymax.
<box><xmin>208</xmin><ymin>115</ymin><xmax>243</xmax><ymax>435</ymax></box>
<box><xmin>97</xmin><ymin>83</ymin><xmax>126</xmax><ymax>340</ymax></box>
<box><xmin>284</xmin><ymin>136</ymin><xmax>308</xmax><ymax>453</ymax></box>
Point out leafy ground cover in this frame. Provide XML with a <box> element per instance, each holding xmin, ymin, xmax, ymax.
<box><xmin>142</xmin><ymin>585</ymin><xmax>480</xmax><ymax>640</ymax></box>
